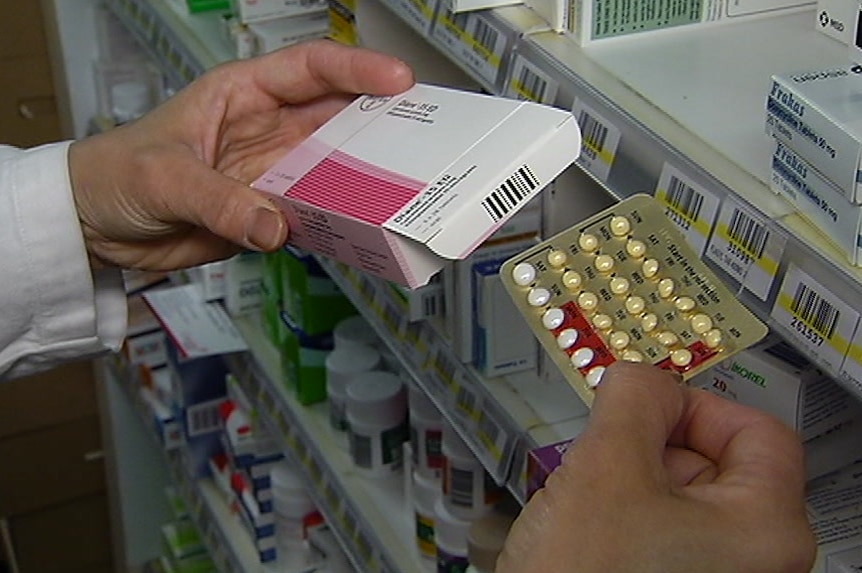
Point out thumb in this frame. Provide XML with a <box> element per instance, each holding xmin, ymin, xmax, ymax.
<box><xmin>167</xmin><ymin>159</ymin><xmax>288</xmax><ymax>252</ymax></box>
<box><xmin>566</xmin><ymin>362</ymin><xmax>687</xmax><ymax>490</ymax></box>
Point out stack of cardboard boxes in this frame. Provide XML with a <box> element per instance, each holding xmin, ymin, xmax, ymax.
<box><xmin>220</xmin><ymin>0</ymin><xmax>331</xmax><ymax>59</ymax></box>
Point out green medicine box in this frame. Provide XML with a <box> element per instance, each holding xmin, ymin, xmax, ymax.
<box><xmin>279</xmin><ymin>312</ymin><xmax>334</xmax><ymax>405</ymax></box>
<box><xmin>281</xmin><ymin>247</ymin><xmax>357</xmax><ymax>336</ymax></box>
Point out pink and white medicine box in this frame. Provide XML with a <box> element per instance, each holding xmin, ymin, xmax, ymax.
<box><xmin>253</xmin><ymin>83</ymin><xmax>580</xmax><ymax>288</ymax></box>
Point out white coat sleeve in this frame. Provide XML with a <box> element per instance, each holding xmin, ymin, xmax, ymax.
<box><xmin>0</xmin><ymin>142</ymin><xmax>127</xmax><ymax>379</ymax></box>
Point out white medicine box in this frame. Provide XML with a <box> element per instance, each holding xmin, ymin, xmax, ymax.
<box><xmin>252</xmin><ymin>83</ymin><xmax>580</xmax><ymax>288</ymax></box>
<box><xmin>691</xmin><ymin>339</ymin><xmax>862</xmax><ymax>441</ymax></box>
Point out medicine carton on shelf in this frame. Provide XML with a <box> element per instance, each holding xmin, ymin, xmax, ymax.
<box><xmin>691</xmin><ymin>339</ymin><xmax>862</xmax><ymax>441</ymax></box>
<box><xmin>524</xmin><ymin>0</ymin><xmax>813</xmax><ymax>41</ymax></box>
<box><xmin>765</xmin><ymin>65</ymin><xmax>862</xmax><ymax>203</ymax></box>
<box><xmin>769</xmin><ymin>138</ymin><xmax>862</xmax><ymax>265</ymax></box>
<box><xmin>253</xmin><ymin>83</ymin><xmax>580</xmax><ymax>288</ymax></box>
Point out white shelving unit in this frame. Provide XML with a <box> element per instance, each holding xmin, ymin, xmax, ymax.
<box><xmin>105</xmin><ymin>359</ymin><xmax>266</xmax><ymax>573</ymax></box>
<box><xmin>226</xmin><ymin>316</ymin><xmax>428</xmax><ymax>573</ymax></box>
<box><xmin>375</xmin><ymin>0</ymin><xmax>862</xmax><ymax>405</ymax></box>
<box><xmin>81</xmin><ymin>0</ymin><xmax>862</xmax><ymax>565</ymax></box>
<box><xmin>316</xmin><ymin>259</ymin><xmax>588</xmax><ymax>502</ymax></box>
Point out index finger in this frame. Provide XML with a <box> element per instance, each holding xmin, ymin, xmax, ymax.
<box><xmin>240</xmin><ymin>40</ymin><xmax>414</xmax><ymax>106</ymax></box>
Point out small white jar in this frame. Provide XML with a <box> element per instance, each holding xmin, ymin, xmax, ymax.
<box><xmin>434</xmin><ymin>497</ymin><xmax>471</xmax><ymax>573</ymax></box>
<box><xmin>409</xmin><ymin>381</ymin><xmax>444</xmax><ymax>482</ymax></box>
<box><xmin>325</xmin><ymin>344</ymin><xmax>381</xmax><ymax>440</ymax></box>
<box><xmin>412</xmin><ymin>470</ymin><xmax>441</xmax><ymax>561</ymax></box>
<box><xmin>346</xmin><ymin>371</ymin><xmax>408</xmax><ymax>477</ymax></box>
<box><xmin>333</xmin><ymin>315</ymin><xmax>379</xmax><ymax>350</ymax></box>
<box><xmin>442</xmin><ymin>422</ymin><xmax>502</xmax><ymax>520</ymax></box>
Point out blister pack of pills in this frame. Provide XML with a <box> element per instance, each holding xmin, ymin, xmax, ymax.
<box><xmin>500</xmin><ymin>194</ymin><xmax>768</xmax><ymax>407</ymax></box>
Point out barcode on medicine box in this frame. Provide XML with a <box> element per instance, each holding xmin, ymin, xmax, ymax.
<box><xmin>350</xmin><ymin>433</ymin><xmax>373</xmax><ymax>468</ymax></box>
<box><xmin>665</xmin><ymin>176</ymin><xmax>704</xmax><ymax>223</ymax></box>
<box><xmin>577</xmin><ymin>109</ymin><xmax>608</xmax><ymax>160</ymax></box>
<box><xmin>790</xmin><ymin>282</ymin><xmax>839</xmax><ymax>340</ymax></box>
<box><xmin>481</xmin><ymin>165</ymin><xmax>539</xmax><ymax>222</ymax></box>
<box><xmin>726</xmin><ymin>207</ymin><xmax>769</xmax><ymax>259</ymax></box>
<box><xmin>449</xmin><ymin>467</ymin><xmax>475</xmax><ymax>507</ymax></box>
<box><xmin>185</xmin><ymin>398</ymin><xmax>224</xmax><ymax>437</ymax></box>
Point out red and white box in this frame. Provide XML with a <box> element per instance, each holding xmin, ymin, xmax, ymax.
<box><xmin>253</xmin><ymin>83</ymin><xmax>580</xmax><ymax>288</ymax></box>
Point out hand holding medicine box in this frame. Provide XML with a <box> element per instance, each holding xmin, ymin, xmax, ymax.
<box><xmin>252</xmin><ymin>83</ymin><xmax>581</xmax><ymax>288</ymax></box>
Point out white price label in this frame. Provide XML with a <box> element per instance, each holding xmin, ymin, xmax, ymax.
<box><xmin>505</xmin><ymin>54</ymin><xmax>558</xmax><ymax>104</ymax></box>
<box><xmin>402</xmin><ymin>320</ymin><xmax>427</xmax><ymax>364</ymax></box>
<box><xmin>705</xmin><ymin>199</ymin><xmax>786</xmax><ymax>301</ymax></box>
<box><xmin>839</xmin><ymin>330</ymin><xmax>862</xmax><ymax>395</ymax></box>
<box><xmin>142</xmin><ymin>284</ymin><xmax>248</xmax><ymax>358</ymax></box>
<box><xmin>654</xmin><ymin>164</ymin><xmax>720</xmax><ymax>257</ymax></box>
<box><xmin>771</xmin><ymin>264</ymin><xmax>858</xmax><ymax>371</ymax></box>
<box><xmin>454</xmin><ymin>381</ymin><xmax>479</xmax><ymax>422</ymax></box>
<box><xmin>477</xmin><ymin>403</ymin><xmax>509</xmax><ymax>469</ymax></box>
<box><xmin>432</xmin><ymin>10</ymin><xmax>507</xmax><ymax>86</ymax></box>
<box><xmin>572</xmin><ymin>99</ymin><xmax>620</xmax><ymax>182</ymax></box>
<box><xmin>396</xmin><ymin>0</ymin><xmax>437</xmax><ymax>33</ymax></box>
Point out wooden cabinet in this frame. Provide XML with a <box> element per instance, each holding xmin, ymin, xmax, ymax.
<box><xmin>0</xmin><ymin>0</ymin><xmax>62</xmax><ymax>146</ymax></box>
<box><xmin>0</xmin><ymin>363</ymin><xmax>114</xmax><ymax>572</ymax></box>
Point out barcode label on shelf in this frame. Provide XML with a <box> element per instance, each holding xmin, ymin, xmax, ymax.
<box><xmin>432</xmin><ymin>10</ymin><xmax>507</xmax><ymax>85</ymax></box>
<box><xmin>403</xmin><ymin>321</ymin><xmax>427</xmax><ymax>363</ymax></box>
<box><xmin>481</xmin><ymin>165</ymin><xmax>540</xmax><ymax>222</ymax></box>
<box><xmin>654</xmin><ymin>164</ymin><xmax>720</xmax><ymax>257</ymax></box>
<box><xmin>572</xmin><ymin>99</ymin><xmax>620</xmax><ymax>182</ymax></box>
<box><xmin>454</xmin><ymin>382</ymin><xmax>479</xmax><ymax>420</ymax></box>
<box><xmin>839</xmin><ymin>328</ymin><xmax>862</xmax><ymax>391</ymax></box>
<box><xmin>477</xmin><ymin>404</ymin><xmax>508</xmax><ymax>471</ymax></box>
<box><xmin>380</xmin><ymin>298</ymin><xmax>402</xmax><ymax>334</ymax></box>
<box><xmin>771</xmin><ymin>264</ymin><xmax>858</xmax><ymax>370</ymax></box>
<box><xmin>706</xmin><ymin>199</ymin><xmax>786</xmax><ymax>301</ymax></box>
<box><xmin>506</xmin><ymin>55</ymin><xmax>559</xmax><ymax>104</ymax></box>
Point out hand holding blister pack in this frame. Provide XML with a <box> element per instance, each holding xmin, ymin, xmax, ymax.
<box><xmin>500</xmin><ymin>194</ymin><xmax>769</xmax><ymax>407</ymax></box>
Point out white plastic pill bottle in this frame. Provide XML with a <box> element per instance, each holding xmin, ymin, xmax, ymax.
<box><xmin>408</xmin><ymin>380</ymin><xmax>444</xmax><ymax>482</ymax></box>
<box><xmin>442</xmin><ymin>421</ymin><xmax>503</xmax><ymax>520</ymax></box>
<box><xmin>345</xmin><ymin>371</ymin><xmax>408</xmax><ymax>477</ymax></box>
<box><xmin>270</xmin><ymin>461</ymin><xmax>318</xmax><ymax>568</ymax></box>
<box><xmin>333</xmin><ymin>315</ymin><xmax>379</xmax><ymax>350</ymax></box>
<box><xmin>325</xmin><ymin>344</ymin><xmax>381</xmax><ymax>439</ymax></box>
<box><xmin>412</xmin><ymin>469</ymin><xmax>441</xmax><ymax>561</ymax></box>
<box><xmin>434</xmin><ymin>497</ymin><xmax>471</xmax><ymax>573</ymax></box>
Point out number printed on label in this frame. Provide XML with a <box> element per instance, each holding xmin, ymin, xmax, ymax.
<box><xmin>705</xmin><ymin>198</ymin><xmax>786</xmax><ymax>301</ymax></box>
<box><xmin>573</xmin><ymin>99</ymin><xmax>620</xmax><ymax>182</ymax></box>
<box><xmin>653</xmin><ymin>164</ymin><xmax>720</xmax><ymax>257</ymax></box>
<box><xmin>771</xmin><ymin>264</ymin><xmax>859</xmax><ymax>370</ymax></box>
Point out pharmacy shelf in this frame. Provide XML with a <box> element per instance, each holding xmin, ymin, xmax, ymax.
<box><xmin>374</xmin><ymin>2</ymin><xmax>862</xmax><ymax>403</ymax></box>
<box><xmin>316</xmin><ymin>258</ymin><xmax>590</xmax><ymax>503</ymax></box>
<box><xmin>108</xmin><ymin>0</ymin><xmax>862</xmax><ymax>478</ymax></box>
<box><xmin>106</xmin><ymin>0</ymin><xmax>233</xmax><ymax>88</ymax></box>
<box><xmin>226</xmin><ymin>316</ymin><xmax>429</xmax><ymax>573</ymax></box>
<box><xmin>105</xmin><ymin>359</ymin><xmax>265</xmax><ymax>573</ymax></box>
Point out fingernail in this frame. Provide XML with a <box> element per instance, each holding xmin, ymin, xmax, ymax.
<box><xmin>245</xmin><ymin>205</ymin><xmax>285</xmax><ymax>251</ymax></box>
